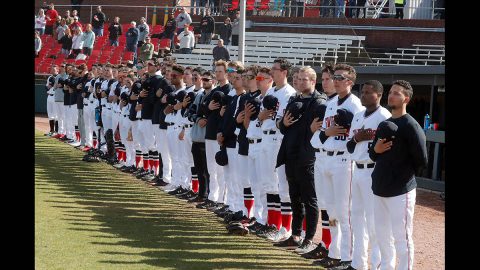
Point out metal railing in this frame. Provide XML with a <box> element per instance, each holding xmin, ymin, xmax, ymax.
<box><xmin>41</xmin><ymin>3</ymin><xmax>444</xmax><ymax>21</ymax></box>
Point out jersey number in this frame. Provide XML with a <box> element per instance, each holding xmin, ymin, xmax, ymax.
<box><xmin>334</xmin><ymin>135</ymin><xmax>347</xmax><ymax>141</ymax></box>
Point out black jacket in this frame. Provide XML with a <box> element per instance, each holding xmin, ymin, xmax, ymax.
<box><xmin>218</xmin><ymin>23</ymin><xmax>232</xmax><ymax>41</ymax></box>
<box><xmin>369</xmin><ymin>114</ymin><xmax>428</xmax><ymax>197</ymax></box>
<box><xmin>108</xmin><ymin>23</ymin><xmax>122</xmax><ymax>40</ymax></box>
<box><xmin>276</xmin><ymin>90</ymin><xmax>327</xmax><ymax>168</ymax></box>
<box><xmin>139</xmin><ymin>74</ymin><xmax>173</xmax><ymax>120</ymax></box>
<box><xmin>92</xmin><ymin>12</ymin><xmax>106</xmax><ymax>29</ymax></box>
<box><xmin>235</xmin><ymin>90</ymin><xmax>261</xmax><ymax>156</ymax></box>
<box><xmin>200</xmin><ymin>16</ymin><xmax>215</xmax><ymax>33</ymax></box>
<box><xmin>218</xmin><ymin>93</ymin><xmax>245</xmax><ymax>149</ymax></box>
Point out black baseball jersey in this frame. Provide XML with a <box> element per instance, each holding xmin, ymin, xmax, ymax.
<box><xmin>203</xmin><ymin>83</ymin><xmax>232</xmax><ymax>140</ymax></box>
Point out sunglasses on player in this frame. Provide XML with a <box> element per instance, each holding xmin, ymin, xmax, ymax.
<box><xmin>333</xmin><ymin>74</ymin><xmax>350</xmax><ymax>81</ymax></box>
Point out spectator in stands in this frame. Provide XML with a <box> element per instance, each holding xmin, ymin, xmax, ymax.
<box><xmin>64</xmin><ymin>10</ymin><xmax>73</xmax><ymax>25</ymax></box>
<box><xmin>35</xmin><ymin>30</ymin><xmax>42</xmax><ymax>58</ymax></box>
<box><xmin>70</xmin><ymin>28</ymin><xmax>84</xmax><ymax>59</ymax></box>
<box><xmin>60</xmin><ymin>28</ymin><xmax>73</xmax><ymax>57</ymax></box>
<box><xmin>35</xmin><ymin>9</ymin><xmax>47</xmax><ymax>35</ymax></box>
<box><xmin>175</xmin><ymin>7</ymin><xmax>192</xmax><ymax>35</ymax></box>
<box><xmin>71</xmin><ymin>0</ymin><xmax>83</xmax><ymax>16</ymax></box>
<box><xmin>192</xmin><ymin>0</ymin><xmax>207</xmax><ymax>15</ymax></box>
<box><xmin>178</xmin><ymin>25</ymin><xmax>195</xmax><ymax>54</ymax></box>
<box><xmin>137</xmin><ymin>17</ymin><xmax>150</xmax><ymax>47</ymax></box>
<box><xmin>45</xmin><ymin>3</ymin><xmax>58</xmax><ymax>35</ymax></box>
<box><xmin>69</xmin><ymin>16</ymin><xmax>83</xmax><ymax>32</ymax></box>
<box><xmin>152</xmin><ymin>12</ymin><xmax>176</xmax><ymax>50</ymax></box>
<box><xmin>231</xmin><ymin>11</ymin><xmax>240</xmax><ymax>46</ymax></box>
<box><xmin>291</xmin><ymin>0</ymin><xmax>304</xmax><ymax>17</ymax></box>
<box><xmin>108</xmin><ymin>17</ymin><xmax>122</xmax><ymax>47</ymax></box>
<box><xmin>41</xmin><ymin>1</ymin><xmax>49</xmax><ymax>11</ymax></box>
<box><xmin>139</xmin><ymin>36</ymin><xmax>155</xmax><ymax>62</ymax></box>
<box><xmin>395</xmin><ymin>0</ymin><xmax>405</xmax><ymax>19</ymax></box>
<box><xmin>335</xmin><ymin>0</ymin><xmax>346</xmax><ymax>18</ymax></box>
<box><xmin>356</xmin><ymin>0</ymin><xmax>367</xmax><ymax>18</ymax></box>
<box><xmin>81</xmin><ymin>24</ymin><xmax>95</xmax><ymax>58</ymax></box>
<box><xmin>56</xmin><ymin>19</ymin><xmax>68</xmax><ymax>44</ymax></box>
<box><xmin>218</xmin><ymin>17</ymin><xmax>232</xmax><ymax>45</ymax></box>
<box><xmin>320</xmin><ymin>0</ymin><xmax>332</xmax><ymax>17</ymax></box>
<box><xmin>200</xmin><ymin>9</ymin><xmax>215</xmax><ymax>45</ymax></box>
<box><xmin>212</xmin><ymin>39</ymin><xmax>230</xmax><ymax>65</ymax></box>
<box><xmin>92</xmin><ymin>6</ymin><xmax>107</xmax><ymax>37</ymax></box>
<box><xmin>72</xmin><ymin>9</ymin><xmax>79</xmax><ymax>19</ymax></box>
<box><xmin>126</xmin><ymin>21</ymin><xmax>140</xmax><ymax>53</ymax></box>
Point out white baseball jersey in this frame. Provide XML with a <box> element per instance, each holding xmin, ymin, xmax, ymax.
<box><xmin>260</xmin><ymin>84</ymin><xmax>296</xmax><ymax>132</ymax></box>
<box><xmin>181</xmin><ymin>88</ymin><xmax>204</xmax><ymax>126</ymax></box>
<box><xmin>310</xmin><ymin>94</ymin><xmax>338</xmax><ymax>149</ymax></box>
<box><xmin>348</xmin><ymin>106</ymin><xmax>391</xmax><ymax>163</ymax></box>
<box><xmin>322</xmin><ymin>93</ymin><xmax>364</xmax><ymax>151</ymax></box>
<box><xmin>246</xmin><ymin>94</ymin><xmax>264</xmax><ymax>140</ymax></box>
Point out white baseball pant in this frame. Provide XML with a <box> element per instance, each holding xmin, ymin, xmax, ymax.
<box><xmin>248</xmin><ymin>142</ymin><xmax>267</xmax><ymax>225</ymax></box>
<box><xmin>155</xmin><ymin>128</ymin><xmax>172</xmax><ymax>183</ymax></box>
<box><xmin>236</xmin><ymin>153</ymin><xmax>251</xmax><ymax>215</ymax></box>
<box><xmin>47</xmin><ymin>96</ymin><xmax>56</xmax><ymax>120</ymax></box>
<box><xmin>205</xmin><ymin>139</ymin><xmax>225</xmax><ymax>203</ymax></box>
<box><xmin>322</xmin><ymin>154</ymin><xmax>353</xmax><ymax>262</ymax></box>
<box><xmin>351</xmin><ymin>166</ymin><xmax>381</xmax><ymax>270</ymax></box>
<box><xmin>101</xmin><ymin>108</ymin><xmax>112</xmax><ymax>131</ymax></box>
<box><xmin>167</xmin><ymin>125</ymin><xmax>188</xmax><ymax>188</ymax></box>
<box><xmin>137</xmin><ymin>119</ymin><xmax>156</xmax><ymax>153</ymax></box>
<box><xmin>223</xmin><ymin>147</ymin><xmax>239</xmax><ymax>211</ymax></box>
<box><xmin>65</xmin><ymin>105</ymin><xmax>77</xmax><ymax>140</ymax></box>
<box><xmin>120</xmin><ymin>116</ymin><xmax>135</xmax><ymax>167</ymax></box>
<box><xmin>55</xmin><ymin>102</ymin><xmax>65</xmax><ymax>135</ymax></box>
<box><xmin>83</xmin><ymin>106</ymin><xmax>94</xmax><ymax>147</ymax></box>
<box><xmin>374</xmin><ymin>189</ymin><xmax>416</xmax><ymax>270</ymax></box>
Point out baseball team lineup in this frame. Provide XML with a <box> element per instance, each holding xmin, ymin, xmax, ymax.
<box><xmin>44</xmin><ymin>57</ymin><xmax>427</xmax><ymax>270</ymax></box>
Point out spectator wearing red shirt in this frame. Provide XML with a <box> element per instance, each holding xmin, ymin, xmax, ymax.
<box><xmin>45</xmin><ymin>3</ymin><xmax>59</xmax><ymax>35</ymax></box>
<box><xmin>69</xmin><ymin>16</ymin><xmax>83</xmax><ymax>32</ymax></box>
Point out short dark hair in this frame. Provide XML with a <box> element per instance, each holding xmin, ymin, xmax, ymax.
<box><xmin>202</xmin><ymin>70</ymin><xmax>215</xmax><ymax>79</ymax></box>
<box><xmin>321</xmin><ymin>63</ymin><xmax>335</xmax><ymax>76</ymax></box>
<box><xmin>334</xmin><ymin>63</ymin><xmax>357</xmax><ymax>83</ymax></box>
<box><xmin>273</xmin><ymin>58</ymin><xmax>292</xmax><ymax>76</ymax></box>
<box><xmin>363</xmin><ymin>80</ymin><xmax>384</xmax><ymax>95</ymax></box>
<box><xmin>392</xmin><ymin>80</ymin><xmax>413</xmax><ymax>99</ymax></box>
<box><xmin>193</xmin><ymin>67</ymin><xmax>205</xmax><ymax>74</ymax></box>
<box><xmin>172</xmin><ymin>64</ymin><xmax>185</xmax><ymax>74</ymax></box>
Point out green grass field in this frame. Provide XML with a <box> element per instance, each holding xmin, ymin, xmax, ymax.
<box><xmin>35</xmin><ymin>130</ymin><xmax>324</xmax><ymax>270</ymax></box>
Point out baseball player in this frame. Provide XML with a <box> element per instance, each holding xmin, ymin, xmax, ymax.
<box><xmin>63</xmin><ymin>64</ymin><xmax>79</xmax><ymax>144</ymax></box>
<box><xmin>368</xmin><ymin>80</ymin><xmax>427</xmax><ymax>270</ymax></box>
<box><xmin>345</xmin><ymin>80</ymin><xmax>391</xmax><ymax>270</ymax></box>
<box><xmin>256</xmin><ymin>58</ymin><xmax>296</xmax><ymax>239</ymax></box>
<box><xmin>217</xmin><ymin>63</ymin><xmax>246</xmax><ymax>222</ymax></box>
<box><xmin>242</xmin><ymin>67</ymin><xmax>274</xmax><ymax>233</ymax></box>
<box><xmin>233</xmin><ymin>65</ymin><xmax>262</xmax><ymax>223</ymax></box>
<box><xmin>304</xmin><ymin>64</ymin><xmax>337</xmax><ymax>260</ymax></box>
<box><xmin>196</xmin><ymin>60</ymin><xmax>232</xmax><ymax>211</ymax></box>
<box><xmin>314</xmin><ymin>64</ymin><xmax>364</xmax><ymax>269</ymax></box>
<box><xmin>118</xmin><ymin>75</ymin><xmax>137</xmax><ymax>171</ymax></box>
<box><xmin>164</xmin><ymin>65</ymin><xmax>190</xmax><ymax>194</ymax></box>
<box><xmin>182</xmin><ymin>67</ymin><xmax>207</xmax><ymax>198</ymax></box>
<box><xmin>52</xmin><ymin>64</ymin><xmax>68</xmax><ymax>140</ymax></box>
<box><xmin>176</xmin><ymin>66</ymin><xmax>201</xmax><ymax>199</ymax></box>
<box><xmin>81</xmin><ymin>70</ymin><xmax>97</xmax><ymax>151</ymax></box>
<box><xmin>138</xmin><ymin>62</ymin><xmax>171</xmax><ymax>180</ymax></box>
<box><xmin>45</xmin><ymin>65</ymin><xmax>59</xmax><ymax>136</ymax></box>
<box><xmin>149</xmin><ymin>61</ymin><xmax>173</xmax><ymax>186</ymax></box>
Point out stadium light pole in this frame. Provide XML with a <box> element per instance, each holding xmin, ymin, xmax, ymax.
<box><xmin>238</xmin><ymin>0</ymin><xmax>246</xmax><ymax>64</ymax></box>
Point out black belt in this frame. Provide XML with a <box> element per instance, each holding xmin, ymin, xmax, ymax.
<box><xmin>326</xmin><ymin>151</ymin><xmax>344</xmax><ymax>156</ymax></box>
<box><xmin>166</xmin><ymin>122</ymin><xmax>175</xmax><ymax>126</ymax></box>
<box><xmin>90</xmin><ymin>101</ymin><xmax>94</xmax><ymax>104</ymax></box>
<box><xmin>314</xmin><ymin>148</ymin><xmax>326</xmax><ymax>153</ymax></box>
<box><xmin>101</xmin><ymin>105</ymin><xmax>106</xmax><ymax>107</ymax></box>
<box><xmin>123</xmin><ymin>115</ymin><xmax>128</xmax><ymax>118</ymax></box>
<box><xmin>263</xmin><ymin>130</ymin><xmax>276</xmax><ymax>135</ymax></box>
<box><xmin>184</xmin><ymin>124</ymin><xmax>193</xmax><ymax>128</ymax></box>
<box><xmin>107</xmin><ymin>108</ymin><xmax>112</xmax><ymax>110</ymax></box>
<box><xmin>248</xmin><ymin>138</ymin><xmax>262</xmax><ymax>144</ymax></box>
<box><xmin>84</xmin><ymin>103</ymin><xmax>88</xmax><ymax>106</ymax></box>
<box><xmin>48</xmin><ymin>94</ymin><xmax>54</xmax><ymax>96</ymax></box>
<box><xmin>356</xmin><ymin>162</ymin><xmax>375</xmax><ymax>169</ymax></box>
